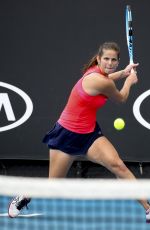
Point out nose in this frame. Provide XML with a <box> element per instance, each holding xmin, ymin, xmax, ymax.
<box><xmin>108</xmin><ymin>59</ymin><xmax>113</xmax><ymax>65</ymax></box>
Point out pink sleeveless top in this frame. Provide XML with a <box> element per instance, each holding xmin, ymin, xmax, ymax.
<box><xmin>58</xmin><ymin>66</ymin><xmax>108</xmax><ymax>133</ymax></box>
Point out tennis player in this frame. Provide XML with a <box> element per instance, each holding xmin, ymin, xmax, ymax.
<box><xmin>8</xmin><ymin>42</ymin><xmax>150</xmax><ymax>222</ymax></box>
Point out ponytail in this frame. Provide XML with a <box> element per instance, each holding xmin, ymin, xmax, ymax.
<box><xmin>82</xmin><ymin>54</ymin><xmax>98</xmax><ymax>73</ymax></box>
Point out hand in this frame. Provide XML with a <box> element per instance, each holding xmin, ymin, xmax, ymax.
<box><xmin>126</xmin><ymin>71</ymin><xmax>138</xmax><ymax>86</ymax></box>
<box><xmin>122</xmin><ymin>63</ymin><xmax>139</xmax><ymax>77</ymax></box>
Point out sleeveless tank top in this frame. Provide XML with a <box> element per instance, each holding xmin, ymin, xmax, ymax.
<box><xmin>58</xmin><ymin>65</ymin><xmax>108</xmax><ymax>133</ymax></box>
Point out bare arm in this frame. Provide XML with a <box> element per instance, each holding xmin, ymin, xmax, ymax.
<box><xmin>108</xmin><ymin>63</ymin><xmax>139</xmax><ymax>82</ymax></box>
<box><xmin>108</xmin><ymin>70</ymin><xmax>124</xmax><ymax>81</ymax></box>
<box><xmin>102</xmin><ymin>72</ymin><xmax>138</xmax><ymax>103</ymax></box>
<box><xmin>82</xmin><ymin>72</ymin><xmax>138</xmax><ymax>104</ymax></box>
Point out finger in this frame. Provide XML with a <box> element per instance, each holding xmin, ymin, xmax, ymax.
<box><xmin>133</xmin><ymin>63</ymin><xmax>139</xmax><ymax>67</ymax></box>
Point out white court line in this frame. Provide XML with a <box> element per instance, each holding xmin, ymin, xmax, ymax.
<box><xmin>0</xmin><ymin>213</ymin><xmax>44</xmax><ymax>217</ymax></box>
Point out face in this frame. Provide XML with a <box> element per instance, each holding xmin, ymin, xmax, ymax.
<box><xmin>97</xmin><ymin>49</ymin><xmax>119</xmax><ymax>74</ymax></box>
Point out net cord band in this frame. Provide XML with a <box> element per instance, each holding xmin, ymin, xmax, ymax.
<box><xmin>1</xmin><ymin>176</ymin><xmax>150</xmax><ymax>199</ymax></box>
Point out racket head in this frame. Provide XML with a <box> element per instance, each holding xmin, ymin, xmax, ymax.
<box><xmin>126</xmin><ymin>5</ymin><xmax>134</xmax><ymax>64</ymax></box>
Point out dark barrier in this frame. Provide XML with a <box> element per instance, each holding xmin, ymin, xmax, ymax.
<box><xmin>0</xmin><ymin>1</ymin><xmax>150</xmax><ymax>161</ymax></box>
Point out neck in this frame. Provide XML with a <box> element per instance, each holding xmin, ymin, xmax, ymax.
<box><xmin>97</xmin><ymin>65</ymin><xmax>108</xmax><ymax>77</ymax></box>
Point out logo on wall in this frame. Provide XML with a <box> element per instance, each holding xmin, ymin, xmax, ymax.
<box><xmin>133</xmin><ymin>89</ymin><xmax>150</xmax><ymax>130</ymax></box>
<box><xmin>0</xmin><ymin>82</ymin><xmax>33</xmax><ymax>132</ymax></box>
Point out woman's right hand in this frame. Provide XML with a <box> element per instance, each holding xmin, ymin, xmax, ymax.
<box><xmin>126</xmin><ymin>71</ymin><xmax>138</xmax><ymax>86</ymax></box>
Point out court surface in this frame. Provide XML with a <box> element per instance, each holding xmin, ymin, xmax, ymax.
<box><xmin>0</xmin><ymin>196</ymin><xmax>150</xmax><ymax>230</ymax></box>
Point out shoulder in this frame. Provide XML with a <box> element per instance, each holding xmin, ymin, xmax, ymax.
<box><xmin>83</xmin><ymin>72</ymin><xmax>114</xmax><ymax>88</ymax></box>
<box><xmin>82</xmin><ymin>72</ymin><xmax>115</xmax><ymax>96</ymax></box>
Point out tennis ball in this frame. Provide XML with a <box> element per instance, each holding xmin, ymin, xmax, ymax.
<box><xmin>114</xmin><ymin>118</ymin><xmax>125</xmax><ymax>130</ymax></box>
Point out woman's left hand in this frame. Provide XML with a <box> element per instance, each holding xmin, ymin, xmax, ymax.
<box><xmin>122</xmin><ymin>63</ymin><xmax>139</xmax><ymax>78</ymax></box>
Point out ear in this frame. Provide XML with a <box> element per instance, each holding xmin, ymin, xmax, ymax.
<box><xmin>116</xmin><ymin>58</ymin><xmax>120</xmax><ymax>66</ymax></box>
<box><xmin>96</xmin><ymin>56</ymin><xmax>100</xmax><ymax>65</ymax></box>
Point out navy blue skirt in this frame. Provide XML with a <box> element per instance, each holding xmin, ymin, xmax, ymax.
<box><xmin>42</xmin><ymin>122</ymin><xmax>103</xmax><ymax>156</ymax></box>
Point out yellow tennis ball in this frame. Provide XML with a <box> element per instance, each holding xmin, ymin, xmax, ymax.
<box><xmin>114</xmin><ymin>118</ymin><xmax>125</xmax><ymax>130</ymax></box>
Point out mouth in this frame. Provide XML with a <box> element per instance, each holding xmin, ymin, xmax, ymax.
<box><xmin>105</xmin><ymin>68</ymin><xmax>115</xmax><ymax>72</ymax></box>
<box><xmin>106</xmin><ymin>67</ymin><xmax>114</xmax><ymax>70</ymax></box>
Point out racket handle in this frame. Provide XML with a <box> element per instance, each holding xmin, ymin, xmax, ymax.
<box><xmin>130</xmin><ymin>61</ymin><xmax>135</xmax><ymax>73</ymax></box>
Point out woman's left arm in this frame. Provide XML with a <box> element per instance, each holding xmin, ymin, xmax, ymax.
<box><xmin>108</xmin><ymin>70</ymin><xmax>124</xmax><ymax>81</ymax></box>
<box><xmin>108</xmin><ymin>63</ymin><xmax>139</xmax><ymax>81</ymax></box>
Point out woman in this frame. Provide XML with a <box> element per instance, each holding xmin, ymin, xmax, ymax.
<box><xmin>8</xmin><ymin>42</ymin><xmax>150</xmax><ymax>222</ymax></box>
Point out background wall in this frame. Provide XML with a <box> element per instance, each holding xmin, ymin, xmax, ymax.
<box><xmin>0</xmin><ymin>0</ymin><xmax>150</xmax><ymax>162</ymax></box>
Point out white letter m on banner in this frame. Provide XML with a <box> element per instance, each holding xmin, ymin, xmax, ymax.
<box><xmin>0</xmin><ymin>93</ymin><xmax>16</xmax><ymax>121</ymax></box>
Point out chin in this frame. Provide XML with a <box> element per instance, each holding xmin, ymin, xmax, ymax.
<box><xmin>108</xmin><ymin>69</ymin><xmax>116</xmax><ymax>74</ymax></box>
<box><xmin>105</xmin><ymin>69</ymin><xmax>114</xmax><ymax>74</ymax></box>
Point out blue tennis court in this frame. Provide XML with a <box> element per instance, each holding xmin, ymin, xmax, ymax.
<box><xmin>0</xmin><ymin>196</ymin><xmax>149</xmax><ymax>230</ymax></box>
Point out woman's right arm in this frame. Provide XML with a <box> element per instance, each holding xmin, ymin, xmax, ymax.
<box><xmin>100</xmin><ymin>72</ymin><xmax>138</xmax><ymax>103</ymax></box>
<box><xmin>119</xmin><ymin>72</ymin><xmax>138</xmax><ymax>102</ymax></box>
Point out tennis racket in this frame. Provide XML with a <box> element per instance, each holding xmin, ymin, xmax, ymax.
<box><xmin>126</xmin><ymin>5</ymin><xmax>134</xmax><ymax>65</ymax></box>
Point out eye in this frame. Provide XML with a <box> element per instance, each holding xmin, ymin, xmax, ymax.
<box><xmin>104</xmin><ymin>57</ymin><xmax>109</xmax><ymax>61</ymax></box>
<box><xmin>103</xmin><ymin>57</ymin><xmax>118</xmax><ymax>62</ymax></box>
<box><xmin>112</xmin><ymin>58</ymin><xmax>118</xmax><ymax>62</ymax></box>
